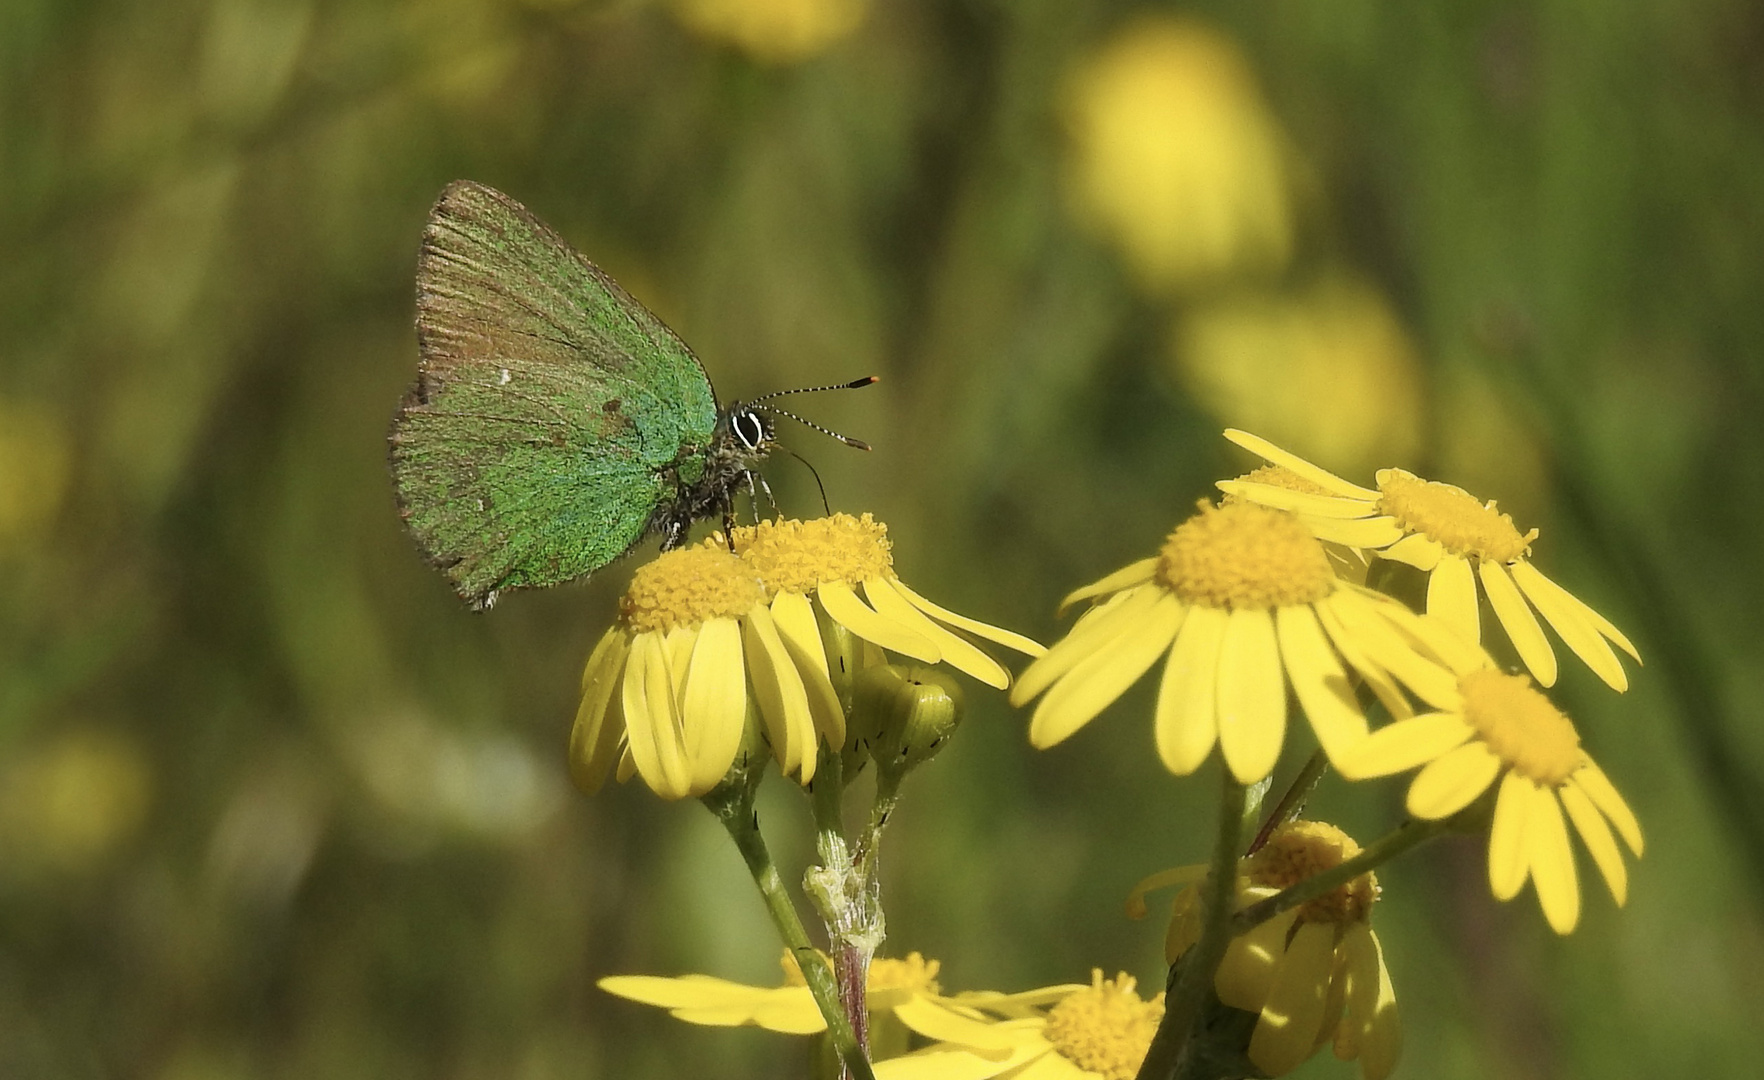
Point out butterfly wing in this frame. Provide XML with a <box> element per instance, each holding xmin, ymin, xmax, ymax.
<box><xmin>390</xmin><ymin>181</ymin><xmax>719</xmax><ymax>607</ymax></box>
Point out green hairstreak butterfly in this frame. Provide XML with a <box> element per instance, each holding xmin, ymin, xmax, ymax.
<box><xmin>390</xmin><ymin>180</ymin><xmax>873</xmax><ymax>610</ymax></box>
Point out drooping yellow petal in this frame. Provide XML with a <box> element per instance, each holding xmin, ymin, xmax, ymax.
<box><xmin>1276</xmin><ymin>604</ymin><xmax>1367</xmax><ymax>764</ymax></box>
<box><xmin>743</xmin><ymin>606</ymin><xmax>818</xmax><ymax>783</ymax></box>
<box><xmin>819</xmin><ymin>578</ymin><xmax>941</xmax><ymax>663</ymax></box>
<box><xmin>1248</xmin><ymin>921</ymin><xmax>1337</xmax><ymax>1075</ymax></box>
<box><xmin>1323</xmin><ymin>590</ymin><xmax>1459</xmax><ymax>710</ymax></box>
<box><xmin>1056</xmin><ymin>557</ymin><xmax>1158</xmax><ymax>614</ymax></box>
<box><xmin>890</xmin><ymin>577</ymin><xmax>1048</xmax><ymax>656</ymax></box>
<box><xmin>598</xmin><ymin>974</ymin><xmax>770</xmax><ymax>1020</ymax></box>
<box><xmin>1029</xmin><ymin>593</ymin><xmax>1184</xmax><ymax>748</ymax></box>
<box><xmin>1215</xmin><ymin>907</ymin><xmax>1297</xmax><ymax>1012</ymax></box>
<box><xmin>1125</xmin><ymin>864</ymin><xmax>1209</xmax><ymax>919</ymax></box>
<box><xmin>1379</xmin><ymin>533</ymin><xmax>1443</xmax><ymax>571</ymax></box>
<box><xmin>769</xmin><ymin>592</ymin><xmax>846</xmax><ymax>748</ymax></box>
<box><xmin>682</xmin><ymin>618</ymin><xmax>750</xmax><ymax>792</ymax></box>
<box><xmin>1156</xmin><ymin>604</ymin><xmax>1226</xmax><ymax>774</ymax></box>
<box><xmin>1427</xmin><ymin>553</ymin><xmax>1481</xmax><ymax>644</ymax></box>
<box><xmin>1012</xmin><ymin>585</ymin><xmax>1161</xmax><ymax>706</ymax></box>
<box><xmin>1479</xmin><ymin>560</ymin><xmax>1558</xmax><ymax>686</ymax></box>
<box><xmin>569</xmin><ymin>630</ymin><xmax>630</xmax><ymax>795</ymax></box>
<box><xmin>892</xmin><ymin>997</ymin><xmax>1024</xmax><ymax>1054</ymax></box>
<box><xmin>1508</xmin><ymin>561</ymin><xmax>1628</xmax><ymax>691</ymax></box>
<box><xmin>1335</xmin><ymin>713</ymin><xmax>1472</xmax><ymax>780</ymax></box>
<box><xmin>1357</xmin><ymin>588</ymin><xmax>1485</xmax><ymax>676</ymax></box>
<box><xmin>1528</xmin><ymin>784</ymin><xmax>1581</xmax><ymax>934</ymax></box>
<box><xmin>867</xmin><ymin>577</ymin><xmax>1010</xmax><ymax>688</ymax></box>
<box><xmin>622</xmin><ymin>633</ymin><xmax>693</xmax><ymax>800</ymax></box>
<box><xmin>1224</xmin><ymin>428</ymin><xmax>1381</xmax><ymax>500</ymax></box>
<box><xmin>1335</xmin><ymin>925</ymin><xmax>1400</xmax><ymax>1080</ymax></box>
<box><xmin>1314</xmin><ymin>598</ymin><xmax>1413</xmax><ymax>721</ymax></box>
<box><xmin>615</xmin><ymin>741</ymin><xmax>637</xmax><ymax>784</ymax></box>
<box><xmin>1216</xmin><ymin>479</ymin><xmax>1379</xmax><ymax>518</ymax></box>
<box><xmin>748</xmin><ymin>986</ymin><xmax>835</xmax><ymax>1035</ymax></box>
<box><xmin>1306</xmin><ymin>514</ymin><xmax>1406</xmax><ymax>549</ymax></box>
<box><xmin>1406</xmin><ymin>740</ymin><xmax>1501</xmax><ymax>819</ymax></box>
<box><xmin>1560</xmin><ymin>778</ymin><xmax>1627</xmax><ymax>907</ymax></box>
<box><xmin>1216</xmin><ymin>607</ymin><xmax>1287</xmax><ymax>784</ymax></box>
<box><xmin>1571</xmin><ymin>759</ymin><xmax>1643</xmax><ymax>856</ymax></box>
<box><xmin>1487</xmin><ymin>771</ymin><xmax>1532</xmax><ymax>900</ymax></box>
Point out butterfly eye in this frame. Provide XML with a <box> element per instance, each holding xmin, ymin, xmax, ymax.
<box><xmin>733</xmin><ymin>410</ymin><xmax>767</xmax><ymax>450</ymax></box>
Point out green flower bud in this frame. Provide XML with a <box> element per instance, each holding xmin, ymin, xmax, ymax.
<box><xmin>850</xmin><ymin>665</ymin><xmax>965</xmax><ymax>779</ymax></box>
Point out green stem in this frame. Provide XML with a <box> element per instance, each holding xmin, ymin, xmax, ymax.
<box><xmin>1136</xmin><ymin>773</ymin><xmax>1246</xmax><ymax>1080</ymax></box>
<box><xmin>1245</xmin><ymin>749</ymin><xmax>1328</xmax><ymax>856</ymax></box>
<box><xmin>706</xmin><ymin>791</ymin><xmax>877</xmax><ymax>1080</ymax></box>
<box><xmin>1232</xmin><ymin>817</ymin><xmax>1448</xmax><ymax>934</ymax></box>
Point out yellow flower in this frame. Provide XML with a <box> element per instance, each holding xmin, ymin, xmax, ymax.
<box><xmin>1011</xmin><ymin>501</ymin><xmax>1456</xmax><ymax>785</ymax></box>
<box><xmin>1337</xmin><ymin>655</ymin><xmax>1644</xmax><ymax>934</ymax></box>
<box><xmin>1132</xmin><ymin>821</ymin><xmax>1400</xmax><ymax>1080</ymax></box>
<box><xmin>600</xmin><ymin>950</ymin><xmax>947</xmax><ymax>1057</ymax></box>
<box><xmin>570</xmin><ymin>543</ymin><xmax>829</xmax><ymax>800</ymax></box>
<box><xmin>1218</xmin><ymin>428</ymin><xmax>1641</xmax><ymax>691</ymax></box>
<box><xmin>668</xmin><ymin>0</ymin><xmax>868</xmax><ymax>64</ymax></box>
<box><xmin>1063</xmin><ymin>16</ymin><xmax>1292</xmax><ymax>294</ymax></box>
<box><xmin>874</xmin><ymin>971</ymin><xmax>1162</xmax><ymax>1080</ymax></box>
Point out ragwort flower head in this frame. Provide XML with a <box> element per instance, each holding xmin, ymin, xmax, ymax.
<box><xmin>1012</xmin><ymin>500</ymin><xmax>1455</xmax><ymax>784</ymax></box>
<box><xmin>1218</xmin><ymin>429</ymin><xmax>1641</xmax><ymax>691</ymax></box>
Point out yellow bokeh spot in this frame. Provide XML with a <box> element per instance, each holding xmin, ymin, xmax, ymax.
<box><xmin>1064</xmin><ymin>16</ymin><xmax>1291</xmax><ymax>293</ymax></box>
<box><xmin>732</xmin><ymin>513</ymin><xmax>894</xmax><ymax>595</ymax></box>
<box><xmin>1376</xmin><ymin>469</ymin><xmax>1536</xmax><ymax>564</ymax></box>
<box><xmin>668</xmin><ymin>0</ymin><xmax>868</xmax><ymax>64</ymax></box>
<box><xmin>1176</xmin><ymin>275</ymin><xmax>1425</xmax><ymax>476</ymax></box>
<box><xmin>1157</xmin><ymin>502</ymin><xmax>1334</xmax><ymax>609</ymax></box>
<box><xmin>0</xmin><ymin>731</ymin><xmax>152</xmax><ymax>874</ymax></box>
<box><xmin>1459</xmin><ymin>669</ymin><xmax>1582</xmax><ymax>786</ymax></box>
<box><xmin>0</xmin><ymin>397</ymin><xmax>71</xmax><ymax>547</ymax></box>
<box><xmin>1246</xmin><ymin>820</ymin><xmax>1378</xmax><ymax>925</ymax></box>
<box><xmin>621</xmin><ymin>546</ymin><xmax>763</xmax><ymax>633</ymax></box>
<box><xmin>1041</xmin><ymin>971</ymin><xmax>1163</xmax><ymax>1080</ymax></box>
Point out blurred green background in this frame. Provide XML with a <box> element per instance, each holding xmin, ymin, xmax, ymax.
<box><xmin>5</xmin><ymin>0</ymin><xmax>1764</xmax><ymax>1077</ymax></box>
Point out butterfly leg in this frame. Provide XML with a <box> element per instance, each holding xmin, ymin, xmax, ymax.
<box><xmin>754</xmin><ymin>472</ymin><xmax>781</xmax><ymax>520</ymax></box>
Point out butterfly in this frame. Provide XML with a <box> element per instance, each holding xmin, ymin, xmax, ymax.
<box><xmin>389</xmin><ymin>181</ymin><xmax>872</xmax><ymax>610</ymax></box>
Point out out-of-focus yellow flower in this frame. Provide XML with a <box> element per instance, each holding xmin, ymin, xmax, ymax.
<box><xmin>0</xmin><ymin>731</ymin><xmax>152</xmax><ymax>875</ymax></box>
<box><xmin>0</xmin><ymin>396</ymin><xmax>71</xmax><ymax>548</ymax></box>
<box><xmin>1132</xmin><ymin>821</ymin><xmax>1400</xmax><ymax>1079</ymax></box>
<box><xmin>1063</xmin><ymin>16</ymin><xmax>1292</xmax><ymax>294</ymax></box>
<box><xmin>1218</xmin><ymin>429</ymin><xmax>1641</xmax><ymax>691</ymax></box>
<box><xmin>668</xmin><ymin>0</ymin><xmax>869</xmax><ymax>64</ymax></box>
<box><xmin>1176</xmin><ymin>276</ymin><xmax>1425</xmax><ymax>476</ymax></box>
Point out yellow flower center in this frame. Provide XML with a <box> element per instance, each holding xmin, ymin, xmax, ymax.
<box><xmin>1232</xmin><ymin>464</ymin><xmax>1335</xmax><ymax>499</ymax></box>
<box><xmin>1042</xmin><ymin>972</ymin><xmax>1164</xmax><ymax>1080</ymax></box>
<box><xmin>1458</xmin><ymin>669</ymin><xmax>1583</xmax><ymax>786</ymax></box>
<box><xmin>621</xmin><ymin>546</ymin><xmax>763</xmax><ymax>634</ymax></box>
<box><xmin>1155</xmin><ymin>502</ymin><xmax>1334</xmax><ymax>609</ymax></box>
<box><xmin>1375</xmin><ymin>469</ymin><xmax>1537</xmax><ymax>563</ymax></box>
<box><xmin>731</xmin><ymin>513</ymin><xmax>895</xmax><ymax>595</ymax></box>
<box><xmin>1245</xmin><ymin>820</ymin><xmax>1378</xmax><ymax>924</ymax></box>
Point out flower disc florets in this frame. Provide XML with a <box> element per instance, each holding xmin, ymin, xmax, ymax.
<box><xmin>620</xmin><ymin>546</ymin><xmax>763</xmax><ymax>633</ymax></box>
<box><xmin>1247</xmin><ymin>820</ymin><xmax>1379</xmax><ymax>925</ymax></box>
<box><xmin>1156</xmin><ymin>502</ymin><xmax>1334</xmax><ymax>608</ymax></box>
<box><xmin>1041</xmin><ymin>972</ymin><xmax>1164</xmax><ymax>1080</ymax></box>
<box><xmin>1375</xmin><ymin>469</ymin><xmax>1536</xmax><ymax>563</ymax></box>
<box><xmin>733</xmin><ymin>513</ymin><xmax>894</xmax><ymax>594</ymax></box>
<box><xmin>1459</xmin><ymin>668</ymin><xmax>1582</xmax><ymax>786</ymax></box>
<box><xmin>1231</xmin><ymin>464</ymin><xmax>1337</xmax><ymax>499</ymax></box>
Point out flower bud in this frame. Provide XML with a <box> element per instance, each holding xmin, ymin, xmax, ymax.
<box><xmin>851</xmin><ymin>665</ymin><xmax>965</xmax><ymax>778</ymax></box>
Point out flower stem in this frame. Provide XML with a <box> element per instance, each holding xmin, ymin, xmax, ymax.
<box><xmin>705</xmin><ymin>789</ymin><xmax>877</xmax><ymax>1080</ymax></box>
<box><xmin>1246</xmin><ymin>749</ymin><xmax>1328</xmax><ymax>856</ymax></box>
<box><xmin>1232</xmin><ymin>817</ymin><xmax>1448</xmax><ymax>934</ymax></box>
<box><xmin>1136</xmin><ymin>772</ymin><xmax>1246</xmax><ymax>1080</ymax></box>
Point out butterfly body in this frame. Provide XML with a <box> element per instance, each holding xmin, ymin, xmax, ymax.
<box><xmin>390</xmin><ymin>180</ymin><xmax>773</xmax><ymax>609</ymax></box>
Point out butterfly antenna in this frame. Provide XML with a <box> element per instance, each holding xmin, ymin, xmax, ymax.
<box><xmin>783</xmin><ymin>448</ymin><xmax>832</xmax><ymax>514</ymax></box>
<box><xmin>753</xmin><ymin>404</ymin><xmax>872</xmax><ymax>451</ymax></box>
<box><xmin>746</xmin><ymin>375</ymin><xmax>879</xmax><ymax>403</ymax></box>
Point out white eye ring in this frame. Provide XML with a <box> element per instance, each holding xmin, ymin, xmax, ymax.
<box><xmin>733</xmin><ymin>410</ymin><xmax>765</xmax><ymax>449</ymax></box>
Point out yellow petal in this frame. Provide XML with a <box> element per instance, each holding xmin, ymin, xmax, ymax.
<box><xmin>1126</xmin><ymin>864</ymin><xmax>1209</xmax><ymax>919</ymax></box>
<box><xmin>1560</xmin><ymin>777</ymin><xmax>1627</xmax><ymax>907</ymax></box>
<box><xmin>1155</xmin><ymin>604</ymin><xmax>1226</xmax><ymax>775</ymax></box>
<box><xmin>867</xmin><ymin>577</ymin><xmax>1010</xmax><ymax>688</ymax></box>
<box><xmin>1357</xmin><ymin>588</ymin><xmax>1485</xmax><ymax>676</ymax></box>
<box><xmin>873</xmin><ymin>1043</ymin><xmax>1044</xmax><ymax>1080</ymax></box>
<box><xmin>1479</xmin><ymin>560</ymin><xmax>1558</xmax><ymax>686</ymax></box>
<box><xmin>615</xmin><ymin>741</ymin><xmax>637</xmax><ymax>784</ymax></box>
<box><xmin>743</xmin><ymin>606</ymin><xmax>818</xmax><ymax>784</ymax></box>
<box><xmin>1276</xmin><ymin>604</ymin><xmax>1368</xmax><ymax>764</ymax></box>
<box><xmin>1215</xmin><ymin>908</ymin><xmax>1297</xmax><ymax>1012</ymax></box>
<box><xmin>1487</xmin><ymin>771</ymin><xmax>1532</xmax><ymax>900</ymax></box>
<box><xmin>1307</xmin><ymin>514</ymin><xmax>1406</xmax><ymax>549</ymax></box>
<box><xmin>891</xmin><ymin>577</ymin><xmax>1047</xmax><ymax>656</ymax></box>
<box><xmin>598</xmin><ymin>973</ymin><xmax>768</xmax><ymax>1016</ymax></box>
<box><xmin>1406</xmin><ymin>740</ymin><xmax>1501</xmax><ymax>819</ymax></box>
<box><xmin>1528</xmin><ymin>784</ymin><xmax>1581</xmax><ymax>934</ymax></box>
<box><xmin>1223</xmin><ymin>428</ymin><xmax>1381</xmax><ymax>499</ymax></box>
<box><xmin>682</xmin><ymin>618</ymin><xmax>749</xmax><ymax>793</ymax></box>
<box><xmin>569</xmin><ymin>630</ymin><xmax>630</xmax><ymax>795</ymax></box>
<box><xmin>1056</xmin><ymin>557</ymin><xmax>1158</xmax><ymax>615</ymax></box>
<box><xmin>1426</xmin><ymin>553</ymin><xmax>1481</xmax><ymax>644</ymax></box>
<box><xmin>1217</xmin><ymin>607</ymin><xmax>1287</xmax><ymax>784</ymax></box>
<box><xmin>1216</xmin><ymin>479</ymin><xmax>1380</xmax><ymax>519</ymax></box>
<box><xmin>1314</xmin><ymin>598</ymin><xmax>1413</xmax><ymax>721</ymax></box>
<box><xmin>891</xmin><ymin>997</ymin><xmax>1023</xmax><ymax>1053</ymax></box>
<box><xmin>1379</xmin><ymin>533</ymin><xmax>1443</xmax><ymax>571</ymax></box>
<box><xmin>1248</xmin><ymin>921</ymin><xmax>1337</xmax><ymax>1076</ymax></box>
<box><xmin>1029</xmin><ymin>593</ymin><xmax>1183</xmax><ymax>748</ymax></box>
<box><xmin>1012</xmin><ymin>585</ymin><xmax>1162</xmax><ymax>706</ymax></box>
<box><xmin>748</xmin><ymin>986</ymin><xmax>834</xmax><ymax>1035</ymax></box>
<box><xmin>819</xmin><ymin>578</ymin><xmax>941</xmax><ymax>663</ymax></box>
<box><xmin>1336</xmin><ymin>713</ymin><xmax>1473</xmax><ymax>781</ymax></box>
<box><xmin>1322</xmin><ymin>591</ymin><xmax>1460</xmax><ymax>711</ymax></box>
<box><xmin>770</xmin><ymin>593</ymin><xmax>846</xmax><ymax>748</ymax></box>
<box><xmin>622</xmin><ymin>633</ymin><xmax>693</xmax><ymax>799</ymax></box>
<box><xmin>1335</xmin><ymin>925</ymin><xmax>1400</xmax><ymax>1080</ymax></box>
<box><xmin>1508</xmin><ymin>561</ymin><xmax>1629</xmax><ymax>691</ymax></box>
<box><xmin>1572</xmin><ymin>758</ymin><xmax>1643</xmax><ymax>856</ymax></box>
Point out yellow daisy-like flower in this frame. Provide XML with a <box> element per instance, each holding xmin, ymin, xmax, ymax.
<box><xmin>731</xmin><ymin>514</ymin><xmax>1046</xmax><ymax>695</ymax></box>
<box><xmin>1338</xmin><ymin>654</ymin><xmax>1644</xmax><ymax>934</ymax></box>
<box><xmin>600</xmin><ymin>950</ymin><xmax>947</xmax><ymax>1058</ymax></box>
<box><xmin>569</xmin><ymin>543</ymin><xmax>833</xmax><ymax>800</ymax></box>
<box><xmin>1010</xmin><ymin>501</ymin><xmax>1457</xmax><ymax>784</ymax></box>
<box><xmin>874</xmin><ymin>971</ymin><xmax>1162</xmax><ymax>1080</ymax></box>
<box><xmin>1217</xmin><ymin>428</ymin><xmax>1641</xmax><ymax>691</ymax></box>
<box><xmin>1132</xmin><ymin>821</ymin><xmax>1400</xmax><ymax>1080</ymax></box>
